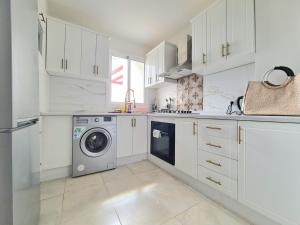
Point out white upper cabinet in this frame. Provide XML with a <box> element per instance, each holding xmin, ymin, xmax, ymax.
<box><xmin>206</xmin><ymin>0</ymin><xmax>227</xmax><ymax>72</ymax></box>
<box><xmin>226</xmin><ymin>0</ymin><xmax>255</xmax><ymax>66</ymax></box>
<box><xmin>46</xmin><ymin>17</ymin><xmax>109</xmax><ymax>81</ymax></box>
<box><xmin>46</xmin><ymin>18</ymin><xmax>65</xmax><ymax>74</ymax></box>
<box><xmin>96</xmin><ymin>34</ymin><xmax>110</xmax><ymax>78</ymax></box>
<box><xmin>191</xmin><ymin>0</ymin><xmax>255</xmax><ymax>75</ymax></box>
<box><xmin>64</xmin><ymin>25</ymin><xmax>81</xmax><ymax>76</ymax></box>
<box><xmin>192</xmin><ymin>12</ymin><xmax>207</xmax><ymax>75</ymax></box>
<box><xmin>81</xmin><ymin>30</ymin><xmax>97</xmax><ymax>78</ymax></box>
<box><xmin>145</xmin><ymin>41</ymin><xmax>177</xmax><ymax>88</ymax></box>
<box><xmin>238</xmin><ymin>121</ymin><xmax>300</xmax><ymax>225</ymax></box>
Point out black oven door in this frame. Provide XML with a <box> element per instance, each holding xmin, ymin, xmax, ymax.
<box><xmin>151</xmin><ymin>121</ymin><xmax>175</xmax><ymax>165</ymax></box>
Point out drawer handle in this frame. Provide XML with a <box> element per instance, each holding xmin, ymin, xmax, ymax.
<box><xmin>206</xmin><ymin>143</ymin><xmax>222</xmax><ymax>149</ymax></box>
<box><xmin>206</xmin><ymin>177</ymin><xmax>222</xmax><ymax>186</ymax></box>
<box><xmin>206</xmin><ymin>160</ymin><xmax>222</xmax><ymax>167</ymax></box>
<box><xmin>206</xmin><ymin>126</ymin><xmax>222</xmax><ymax>130</ymax></box>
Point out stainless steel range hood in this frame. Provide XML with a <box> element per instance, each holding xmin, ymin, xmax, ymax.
<box><xmin>160</xmin><ymin>35</ymin><xmax>193</xmax><ymax>80</ymax></box>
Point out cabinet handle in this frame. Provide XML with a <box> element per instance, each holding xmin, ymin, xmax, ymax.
<box><xmin>193</xmin><ymin>122</ymin><xmax>197</xmax><ymax>136</ymax></box>
<box><xmin>65</xmin><ymin>59</ymin><xmax>68</xmax><ymax>70</ymax></box>
<box><xmin>202</xmin><ymin>53</ymin><xmax>207</xmax><ymax>64</ymax></box>
<box><xmin>226</xmin><ymin>42</ymin><xmax>230</xmax><ymax>56</ymax></box>
<box><xmin>206</xmin><ymin>160</ymin><xmax>222</xmax><ymax>167</ymax></box>
<box><xmin>206</xmin><ymin>177</ymin><xmax>222</xmax><ymax>186</ymax></box>
<box><xmin>206</xmin><ymin>143</ymin><xmax>222</xmax><ymax>149</ymax></box>
<box><xmin>221</xmin><ymin>44</ymin><xmax>226</xmax><ymax>57</ymax></box>
<box><xmin>97</xmin><ymin>65</ymin><xmax>99</xmax><ymax>75</ymax></box>
<box><xmin>131</xmin><ymin>118</ymin><xmax>134</xmax><ymax>127</ymax></box>
<box><xmin>134</xmin><ymin>118</ymin><xmax>136</xmax><ymax>127</ymax></box>
<box><xmin>61</xmin><ymin>58</ymin><xmax>64</xmax><ymax>69</ymax></box>
<box><xmin>206</xmin><ymin>126</ymin><xmax>222</xmax><ymax>130</ymax></box>
<box><xmin>238</xmin><ymin>126</ymin><xmax>242</xmax><ymax>144</ymax></box>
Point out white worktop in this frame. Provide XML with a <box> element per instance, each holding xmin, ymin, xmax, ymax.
<box><xmin>40</xmin><ymin>111</ymin><xmax>300</xmax><ymax>123</ymax></box>
<box><xmin>148</xmin><ymin>112</ymin><xmax>300</xmax><ymax>124</ymax></box>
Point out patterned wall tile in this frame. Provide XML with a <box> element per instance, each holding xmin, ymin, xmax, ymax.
<box><xmin>177</xmin><ymin>74</ymin><xmax>203</xmax><ymax>111</ymax></box>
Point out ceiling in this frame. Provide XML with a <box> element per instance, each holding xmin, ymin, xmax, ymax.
<box><xmin>47</xmin><ymin>0</ymin><xmax>213</xmax><ymax>48</ymax></box>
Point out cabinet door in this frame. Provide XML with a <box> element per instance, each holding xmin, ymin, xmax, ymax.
<box><xmin>46</xmin><ymin>18</ymin><xmax>65</xmax><ymax>73</ymax></box>
<box><xmin>175</xmin><ymin>119</ymin><xmax>198</xmax><ymax>178</ymax></box>
<box><xmin>132</xmin><ymin>116</ymin><xmax>148</xmax><ymax>155</ymax></box>
<box><xmin>64</xmin><ymin>25</ymin><xmax>81</xmax><ymax>76</ymax></box>
<box><xmin>206</xmin><ymin>0</ymin><xmax>227</xmax><ymax>71</ymax></box>
<box><xmin>42</xmin><ymin>116</ymin><xmax>72</xmax><ymax>170</ymax></box>
<box><xmin>149</xmin><ymin>51</ymin><xmax>156</xmax><ymax>85</ymax></box>
<box><xmin>95</xmin><ymin>34</ymin><xmax>110</xmax><ymax>78</ymax></box>
<box><xmin>145</xmin><ymin>54</ymin><xmax>151</xmax><ymax>87</ymax></box>
<box><xmin>238</xmin><ymin>121</ymin><xmax>300</xmax><ymax>225</ymax></box>
<box><xmin>192</xmin><ymin>12</ymin><xmax>207</xmax><ymax>74</ymax></box>
<box><xmin>226</xmin><ymin>0</ymin><xmax>255</xmax><ymax>66</ymax></box>
<box><xmin>81</xmin><ymin>30</ymin><xmax>97</xmax><ymax>78</ymax></box>
<box><xmin>117</xmin><ymin>116</ymin><xmax>133</xmax><ymax>158</ymax></box>
<box><xmin>157</xmin><ymin>44</ymin><xmax>165</xmax><ymax>82</ymax></box>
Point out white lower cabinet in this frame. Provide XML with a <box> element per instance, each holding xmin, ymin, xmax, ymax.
<box><xmin>238</xmin><ymin>121</ymin><xmax>300</xmax><ymax>225</ymax></box>
<box><xmin>175</xmin><ymin>119</ymin><xmax>198</xmax><ymax>179</ymax></box>
<box><xmin>117</xmin><ymin>116</ymin><xmax>147</xmax><ymax>158</ymax></box>
<box><xmin>41</xmin><ymin>116</ymin><xmax>73</xmax><ymax>170</ymax></box>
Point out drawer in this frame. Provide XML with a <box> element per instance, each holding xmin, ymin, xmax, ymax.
<box><xmin>198</xmin><ymin>120</ymin><xmax>237</xmax><ymax>139</ymax></box>
<box><xmin>198</xmin><ymin>150</ymin><xmax>237</xmax><ymax>180</ymax></box>
<box><xmin>198</xmin><ymin>166</ymin><xmax>237</xmax><ymax>199</ymax></box>
<box><xmin>198</xmin><ymin>135</ymin><xmax>238</xmax><ymax>159</ymax></box>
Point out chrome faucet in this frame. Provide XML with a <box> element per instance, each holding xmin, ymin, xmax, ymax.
<box><xmin>125</xmin><ymin>89</ymin><xmax>136</xmax><ymax>113</ymax></box>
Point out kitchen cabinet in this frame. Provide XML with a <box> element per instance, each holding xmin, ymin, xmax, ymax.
<box><xmin>226</xmin><ymin>0</ymin><xmax>255</xmax><ymax>68</ymax></box>
<box><xmin>145</xmin><ymin>41</ymin><xmax>177</xmax><ymax>88</ymax></box>
<box><xmin>46</xmin><ymin>18</ymin><xmax>65</xmax><ymax>74</ymax></box>
<box><xmin>81</xmin><ymin>30</ymin><xmax>97</xmax><ymax>78</ymax></box>
<box><xmin>175</xmin><ymin>119</ymin><xmax>198</xmax><ymax>178</ymax></box>
<box><xmin>238</xmin><ymin>121</ymin><xmax>300</xmax><ymax>225</ymax></box>
<box><xmin>191</xmin><ymin>12</ymin><xmax>207</xmax><ymax>75</ymax></box>
<box><xmin>41</xmin><ymin>116</ymin><xmax>72</xmax><ymax>170</ymax></box>
<box><xmin>64</xmin><ymin>25</ymin><xmax>82</xmax><ymax>76</ymax></box>
<box><xmin>117</xmin><ymin>116</ymin><xmax>148</xmax><ymax>158</ymax></box>
<box><xmin>206</xmin><ymin>0</ymin><xmax>227</xmax><ymax>72</ymax></box>
<box><xmin>46</xmin><ymin>18</ymin><xmax>81</xmax><ymax>76</ymax></box>
<box><xmin>46</xmin><ymin>17</ymin><xmax>109</xmax><ymax>80</ymax></box>
<box><xmin>191</xmin><ymin>0</ymin><xmax>255</xmax><ymax>75</ymax></box>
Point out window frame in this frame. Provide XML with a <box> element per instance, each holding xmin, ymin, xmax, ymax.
<box><xmin>109</xmin><ymin>50</ymin><xmax>145</xmax><ymax>104</ymax></box>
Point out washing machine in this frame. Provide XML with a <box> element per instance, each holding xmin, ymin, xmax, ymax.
<box><xmin>72</xmin><ymin>116</ymin><xmax>117</xmax><ymax>177</ymax></box>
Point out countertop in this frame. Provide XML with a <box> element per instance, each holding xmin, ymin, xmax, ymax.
<box><xmin>40</xmin><ymin>111</ymin><xmax>300</xmax><ymax>124</ymax></box>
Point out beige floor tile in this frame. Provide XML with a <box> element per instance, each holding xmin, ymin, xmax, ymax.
<box><xmin>149</xmin><ymin>181</ymin><xmax>204</xmax><ymax>215</ymax></box>
<box><xmin>40</xmin><ymin>178</ymin><xmax>65</xmax><ymax>200</ymax></box>
<box><xmin>136</xmin><ymin>168</ymin><xmax>176</xmax><ymax>184</ymax></box>
<box><xmin>104</xmin><ymin>175</ymin><xmax>145</xmax><ymax>197</ymax></box>
<box><xmin>101</xmin><ymin>166</ymin><xmax>134</xmax><ymax>183</ymax></box>
<box><xmin>176</xmin><ymin>201</ymin><xmax>251</xmax><ymax>225</ymax></box>
<box><xmin>115</xmin><ymin>194</ymin><xmax>175</xmax><ymax>225</ymax></box>
<box><xmin>60</xmin><ymin>209</ymin><xmax>121</xmax><ymax>225</ymax></box>
<box><xmin>127</xmin><ymin>160</ymin><xmax>158</xmax><ymax>174</ymax></box>
<box><xmin>65</xmin><ymin>173</ymin><xmax>104</xmax><ymax>193</ymax></box>
<box><xmin>161</xmin><ymin>218</ymin><xmax>182</xmax><ymax>225</ymax></box>
<box><xmin>39</xmin><ymin>196</ymin><xmax>63</xmax><ymax>225</ymax></box>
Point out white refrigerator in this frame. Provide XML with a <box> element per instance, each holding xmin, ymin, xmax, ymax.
<box><xmin>0</xmin><ymin>0</ymin><xmax>40</xmax><ymax>225</ymax></box>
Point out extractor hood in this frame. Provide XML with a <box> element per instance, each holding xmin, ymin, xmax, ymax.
<box><xmin>161</xmin><ymin>35</ymin><xmax>193</xmax><ymax>80</ymax></box>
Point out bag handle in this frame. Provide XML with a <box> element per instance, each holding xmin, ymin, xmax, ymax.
<box><xmin>262</xmin><ymin>66</ymin><xmax>295</xmax><ymax>89</ymax></box>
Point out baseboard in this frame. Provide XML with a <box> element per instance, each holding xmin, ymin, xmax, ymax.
<box><xmin>40</xmin><ymin>154</ymin><xmax>148</xmax><ymax>182</ymax></box>
<box><xmin>41</xmin><ymin>166</ymin><xmax>71</xmax><ymax>182</ymax></box>
<box><xmin>148</xmin><ymin>154</ymin><xmax>279</xmax><ymax>225</ymax></box>
<box><xmin>117</xmin><ymin>153</ymin><xmax>148</xmax><ymax>166</ymax></box>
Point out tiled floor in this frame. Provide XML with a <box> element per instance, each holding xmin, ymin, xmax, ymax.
<box><xmin>39</xmin><ymin>160</ymin><xmax>251</xmax><ymax>225</ymax></box>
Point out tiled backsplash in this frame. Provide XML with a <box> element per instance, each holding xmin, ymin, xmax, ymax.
<box><xmin>177</xmin><ymin>74</ymin><xmax>203</xmax><ymax>111</ymax></box>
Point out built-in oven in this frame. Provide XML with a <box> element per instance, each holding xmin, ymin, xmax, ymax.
<box><xmin>151</xmin><ymin>121</ymin><xmax>175</xmax><ymax>165</ymax></box>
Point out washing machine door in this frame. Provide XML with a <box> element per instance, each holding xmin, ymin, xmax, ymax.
<box><xmin>80</xmin><ymin>128</ymin><xmax>112</xmax><ymax>157</ymax></box>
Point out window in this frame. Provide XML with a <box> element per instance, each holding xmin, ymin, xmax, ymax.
<box><xmin>111</xmin><ymin>55</ymin><xmax>145</xmax><ymax>103</ymax></box>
